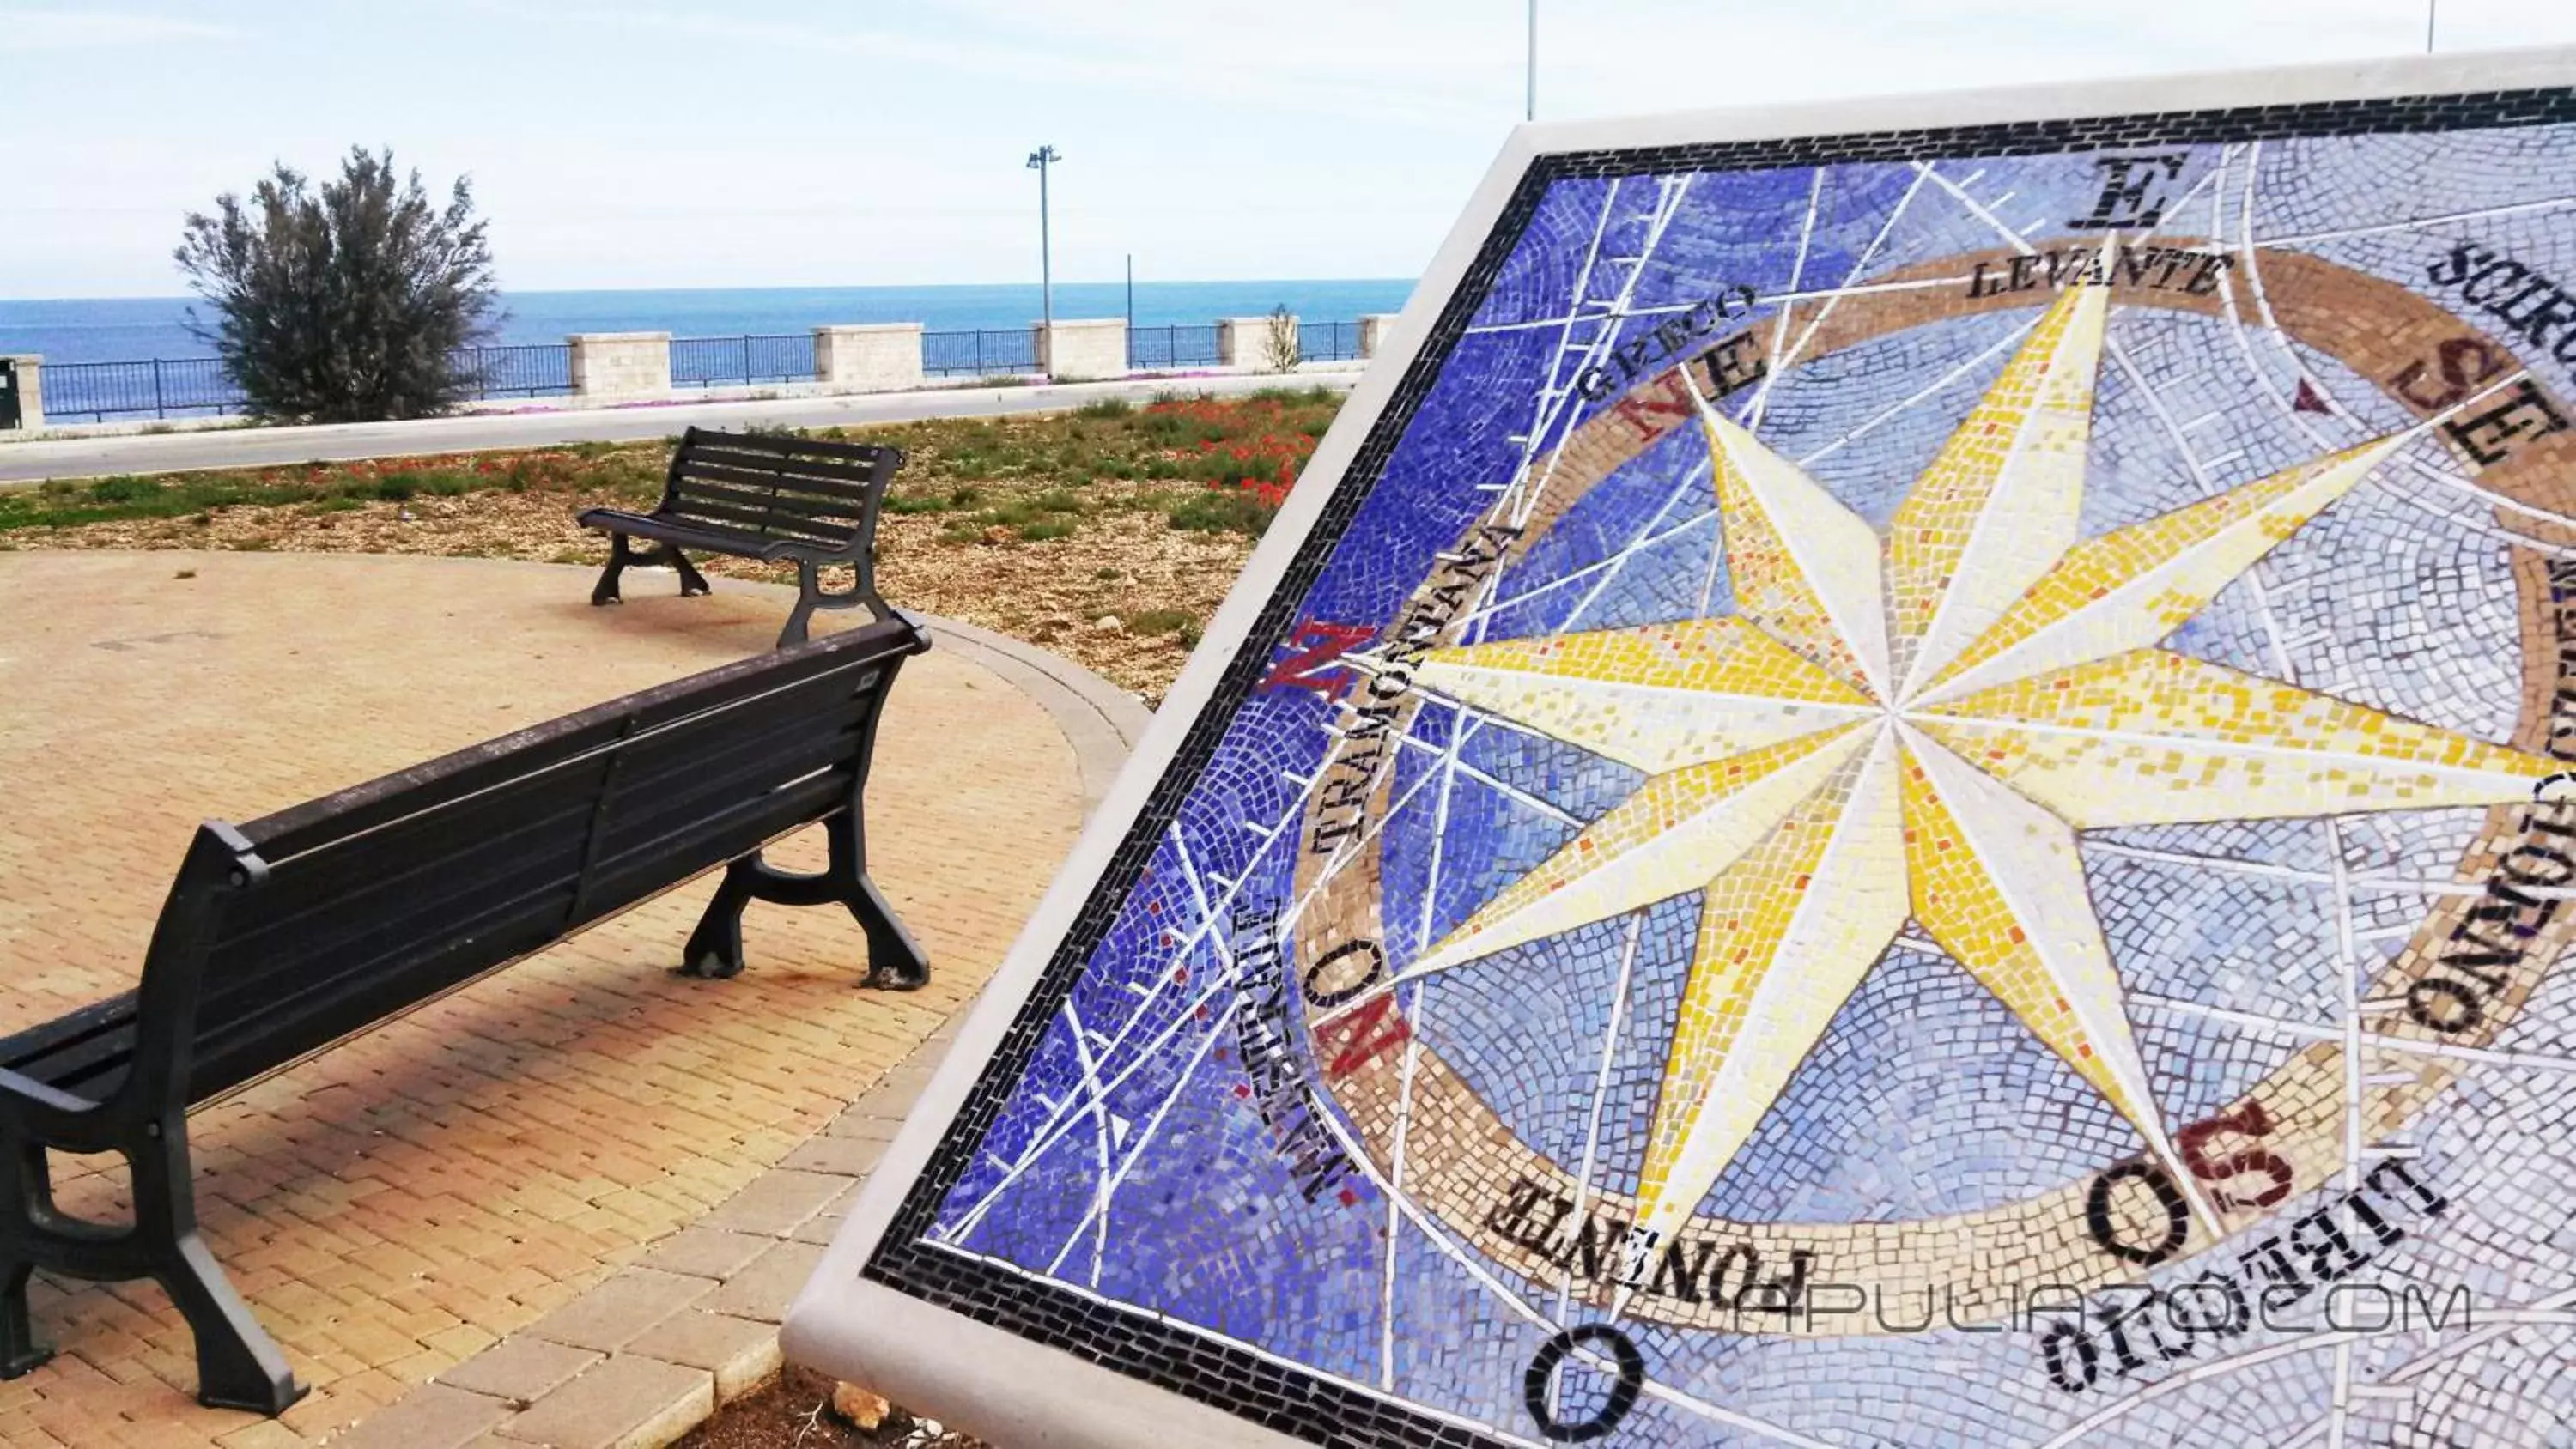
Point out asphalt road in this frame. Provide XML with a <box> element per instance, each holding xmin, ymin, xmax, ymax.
<box><xmin>0</xmin><ymin>369</ymin><xmax>1361</xmax><ymax>483</ymax></box>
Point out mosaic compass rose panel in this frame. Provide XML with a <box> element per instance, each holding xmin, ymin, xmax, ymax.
<box><xmin>808</xmin><ymin>55</ymin><xmax>2576</xmax><ymax>1449</ymax></box>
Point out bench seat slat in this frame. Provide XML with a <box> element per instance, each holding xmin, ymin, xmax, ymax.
<box><xmin>199</xmin><ymin>825</ymin><xmax>596</xmax><ymax>1037</ymax></box>
<box><xmin>581</xmin><ymin>773</ymin><xmax>848</xmax><ymax>915</ymax></box>
<box><xmin>577</xmin><ymin>508</ymin><xmax>856</xmax><ymax>561</ymax></box>
<box><xmin>677</xmin><ymin>430</ymin><xmax>889</xmax><ymax>464</ymax></box>
<box><xmin>665</xmin><ymin>480</ymin><xmax>871</xmax><ymax>529</ymax></box>
<box><xmin>190</xmin><ymin>882</ymin><xmax>586</xmax><ymax>1100</ymax></box>
<box><xmin>660</xmin><ymin>497</ymin><xmax>855</xmax><ymax>543</ymax></box>
<box><xmin>679</xmin><ymin>443</ymin><xmax>882</xmax><ymax>480</ymax></box>
<box><xmin>677</xmin><ymin>441</ymin><xmax>881</xmax><ymax>476</ymax></box>
<box><xmin>229</xmin><ymin>771</ymin><xmax>610</xmax><ymax>931</ymax></box>
<box><xmin>672</xmin><ymin>458</ymin><xmax>879</xmax><ymax>500</ymax></box>
<box><xmin>0</xmin><ymin>993</ymin><xmax>141</xmax><ymax>1101</ymax></box>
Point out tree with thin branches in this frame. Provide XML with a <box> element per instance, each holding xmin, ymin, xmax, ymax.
<box><xmin>176</xmin><ymin>148</ymin><xmax>499</xmax><ymax>422</ymax></box>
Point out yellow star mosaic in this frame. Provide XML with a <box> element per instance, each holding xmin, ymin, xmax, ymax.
<box><xmin>1399</xmin><ymin>265</ymin><xmax>2561</xmax><ymax>1283</ymax></box>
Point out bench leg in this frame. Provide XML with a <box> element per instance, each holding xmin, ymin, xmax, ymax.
<box><xmin>778</xmin><ymin>559</ymin><xmax>890</xmax><ymax>650</ymax></box>
<box><xmin>0</xmin><ymin>1119</ymin><xmax>301</xmax><ymax>1413</ymax></box>
<box><xmin>590</xmin><ymin>532</ymin><xmax>633</xmax><ymax>606</ymax></box>
<box><xmin>669</xmin><ymin>547</ymin><xmax>713</xmax><ymax>598</ymax></box>
<box><xmin>849</xmin><ymin>864</ymin><xmax>931</xmax><ymax>991</ymax></box>
<box><xmin>160</xmin><ymin>1233</ymin><xmax>301</xmax><ymax>1415</ymax></box>
<box><xmin>679</xmin><ymin>862</ymin><xmax>757</xmax><ymax>979</ymax></box>
<box><xmin>679</xmin><ymin>812</ymin><xmax>928</xmax><ymax>989</ymax></box>
<box><xmin>135</xmin><ymin>1119</ymin><xmax>303</xmax><ymax>1416</ymax></box>
<box><xmin>0</xmin><ymin>1257</ymin><xmax>41</xmax><ymax>1380</ymax></box>
<box><xmin>0</xmin><ymin>1138</ymin><xmax>49</xmax><ymax>1380</ymax></box>
<box><xmin>592</xmin><ymin>535</ymin><xmax>713</xmax><ymax>606</ymax></box>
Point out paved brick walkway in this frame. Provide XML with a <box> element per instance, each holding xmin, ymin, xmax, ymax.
<box><xmin>0</xmin><ymin>550</ymin><xmax>1131</xmax><ymax>1447</ymax></box>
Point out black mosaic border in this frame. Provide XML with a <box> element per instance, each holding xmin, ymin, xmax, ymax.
<box><xmin>862</xmin><ymin>82</ymin><xmax>2576</xmax><ymax>1449</ymax></box>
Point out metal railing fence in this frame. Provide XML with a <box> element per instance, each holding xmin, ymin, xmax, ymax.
<box><xmin>1126</xmin><ymin>324</ymin><xmax>1222</xmax><ymax>371</ymax></box>
<box><xmin>457</xmin><ymin>343</ymin><xmax>574</xmax><ymax>398</ymax></box>
<box><xmin>29</xmin><ymin>318</ymin><xmax>1374</xmax><ymax>421</ymax></box>
<box><xmin>1298</xmin><ymin>320</ymin><xmax>1360</xmax><ymax>362</ymax></box>
<box><xmin>920</xmin><ymin>328</ymin><xmax>1041</xmax><ymax>377</ymax></box>
<box><xmin>39</xmin><ymin>358</ymin><xmax>240</xmax><ymax>421</ymax></box>
<box><xmin>670</xmin><ymin>333</ymin><xmax>817</xmax><ymax>388</ymax></box>
<box><xmin>40</xmin><ymin>347</ymin><xmax>575</xmax><ymax>421</ymax></box>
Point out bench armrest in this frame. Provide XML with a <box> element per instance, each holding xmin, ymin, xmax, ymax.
<box><xmin>0</xmin><ymin>1065</ymin><xmax>106</xmax><ymax>1143</ymax></box>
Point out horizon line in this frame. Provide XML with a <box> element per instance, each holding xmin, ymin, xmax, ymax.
<box><xmin>0</xmin><ymin>276</ymin><xmax>1421</xmax><ymax>307</ymax></box>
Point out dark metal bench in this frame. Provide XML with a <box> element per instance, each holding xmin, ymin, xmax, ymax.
<box><xmin>0</xmin><ymin>615</ymin><xmax>933</xmax><ymax>1415</ymax></box>
<box><xmin>578</xmin><ymin>427</ymin><xmax>901</xmax><ymax>648</ymax></box>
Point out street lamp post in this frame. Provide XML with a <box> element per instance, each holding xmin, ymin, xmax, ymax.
<box><xmin>1525</xmin><ymin>0</ymin><xmax>1536</xmax><ymax>121</ymax></box>
<box><xmin>1027</xmin><ymin>145</ymin><xmax>1062</xmax><ymax>351</ymax></box>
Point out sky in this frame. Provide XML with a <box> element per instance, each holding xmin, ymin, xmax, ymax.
<box><xmin>7</xmin><ymin>0</ymin><xmax>2576</xmax><ymax>300</ymax></box>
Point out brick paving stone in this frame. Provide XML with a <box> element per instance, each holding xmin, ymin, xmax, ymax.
<box><xmin>0</xmin><ymin>551</ymin><xmax>1101</xmax><ymax>1445</ymax></box>
<box><xmin>633</xmin><ymin>1228</ymin><xmax>775</xmax><ymax>1282</ymax></box>
<box><xmin>622</xmin><ymin>1312</ymin><xmax>782</xmax><ymax>1402</ymax></box>
<box><xmin>700</xmin><ymin>1242</ymin><xmax>827</xmax><ymax>1325</ymax></box>
<box><xmin>519</xmin><ymin>1270</ymin><xmax>714</xmax><ymax>1355</ymax></box>
<box><xmin>438</xmin><ymin>1338</ymin><xmax>604</xmax><ymax>1404</ymax></box>
<box><xmin>696</xmin><ymin>1171</ymin><xmax>848</xmax><ymax>1238</ymax></box>
<box><xmin>820</xmin><ymin>1112</ymin><xmax>904</xmax><ymax>1143</ymax></box>
<box><xmin>324</xmin><ymin>1383</ymin><xmax>513</xmax><ymax>1449</ymax></box>
<box><xmin>213</xmin><ymin>1422</ymin><xmax>307</xmax><ymax>1449</ymax></box>
<box><xmin>860</xmin><ymin>1063</ymin><xmax>941</xmax><ymax>1119</ymax></box>
<box><xmin>494</xmin><ymin>1355</ymin><xmax>712</xmax><ymax>1449</ymax></box>
<box><xmin>776</xmin><ymin>1134</ymin><xmax>890</xmax><ymax>1178</ymax></box>
<box><xmin>788</xmin><ymin>1180</ymin><xmax>867</xmax><ymax>1247</ymax></box>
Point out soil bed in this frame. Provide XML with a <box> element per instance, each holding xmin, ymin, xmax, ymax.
<box><xmin>677</xmin><ymin>1364</ymin><xmax>988</xmax><ymax>1449</ymax></box>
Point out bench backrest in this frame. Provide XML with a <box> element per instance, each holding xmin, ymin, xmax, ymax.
<box><xmin>112</xmin><ymin>615</ymin><xmax>931</xmax><ymax>1113</ymax></box>
<box><xmin>661</xmin><ymin>427</ymin><xmax>901</xmax><ymax>557</ymax></box>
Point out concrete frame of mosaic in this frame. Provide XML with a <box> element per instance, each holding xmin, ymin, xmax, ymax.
<box><xmin>786</xmin><ymin>45</ymin><xmax>2576</xmax><ymax>1447</ymax></box>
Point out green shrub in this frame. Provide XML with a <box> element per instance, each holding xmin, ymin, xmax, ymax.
<box><xmin>1128</xmin><ymin>608</ymin><xmax>1196</xmax><ymax>637</ymax></box>
<box><xmin>1164</xmin><ymin>488</ymin><xmax>1279</xmax><ymax>537</ymax></box>
<box><xmin>175</xmin><ymin>148</ymin><xmax>499</xmax><ymax>422</ymax></box>
<box><xmin>84</xmin><ymin>476</ymin><xmax>158</xmax><ymax>504</ymax></box>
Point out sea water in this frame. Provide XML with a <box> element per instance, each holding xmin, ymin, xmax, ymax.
<box><xmin>0</xmin><ymin>279</ymin><xmax>1416</xmax><ymax>365</ymax></box>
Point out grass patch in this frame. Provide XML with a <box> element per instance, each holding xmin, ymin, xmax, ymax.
<box><xmin>883</xmin><ymin>483</ymin><xmax>981</xmax><ymax>515</ymax></box>
<box><xmin>1127</xmin><ymin>608</ymin><xmax>1199</xmax><ymax>642</ymax></box>
<box><xmin>1163</xmin><ymin>488</ymin><xmax>1280</xmax><ymax>537</ymax></box>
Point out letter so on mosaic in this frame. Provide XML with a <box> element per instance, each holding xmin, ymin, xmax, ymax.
<box><xmin>788</xmin><ymin>48</ymin><xmax>2576</xmax><ymax>1449</ymax></box>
